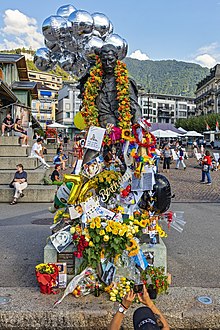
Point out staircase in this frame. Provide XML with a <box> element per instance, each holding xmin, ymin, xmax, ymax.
<box><xmin>0</xmin><ymin>136</ymin><xmax>57</xmax><ymax>203</ymax></box>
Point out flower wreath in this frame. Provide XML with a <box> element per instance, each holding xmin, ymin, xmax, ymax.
<box><xmin>81</xmin><ymin>56</ymin><xmax>131</xmax><ymax>130</ymax></box>
<box><xmin>132</xmin><ymin>123</ymin><xmax>157</xmax><ymax>148</ymax></box>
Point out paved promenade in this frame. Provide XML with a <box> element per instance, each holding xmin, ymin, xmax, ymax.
<box><xmin>0</xmin><ymin>155</ymin><xmax>219</xmax><ymax>329</ymax></box>
<box><xmin>159</xmin><ymin>155</ymin><xmax>220</xmax><ymax>203</ymax></box>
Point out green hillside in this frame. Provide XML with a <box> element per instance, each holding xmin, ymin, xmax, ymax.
<box><xmin>0</xmin><ymin>48</ymin><xmax>210</xmax><ymax>96</ymax></box>
<box><xmin>124</xmin><ymin>58</ymin><xmax>209</xmax><ymax>97</ymax></box>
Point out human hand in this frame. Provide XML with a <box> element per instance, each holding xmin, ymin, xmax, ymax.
<box><xmin>122</xmin><ymin>290</ymin><xmax>136</xmax><ymax>309</ymax></box>
<box><xmin>138</xmin><ymin>285</ymin><xmax>153</xmax><ymax>307</ymax></box>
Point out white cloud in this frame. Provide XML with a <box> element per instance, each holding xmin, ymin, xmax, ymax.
<box><xmin>0</xmin><ymin>9</ymin><xmax>44</xmax><ymax>50</ymax></box>
<box><xmin>129</xmin><ymin>50</ymin><xmax>150</xmax><ymax>61</ymax></box>
<box><xmin>195</xmin><ymin>54</ymin><xmax>217</xmax><ymax>68</ymax></box>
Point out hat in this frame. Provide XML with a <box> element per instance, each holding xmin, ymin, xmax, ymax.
<box><xmin>133</xmin><ymin>307</ymin><xmax>160</xmax><ymax>330</ymax></box>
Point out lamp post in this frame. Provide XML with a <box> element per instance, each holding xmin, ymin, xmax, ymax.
<box><xmin>147</xmin><ymin>89</ymin><xmax>150</xmax><ymax>119</ymax></box>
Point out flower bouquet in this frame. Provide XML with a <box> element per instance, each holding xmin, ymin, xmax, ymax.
<box><xmin>141</xmin><ymin>266</ymin><xmax>169</xmax><ymax>295</ymax></box>
<box><xmin>35</xmin><ymin>263</ymin><xmax>59</xmax><ymax>294</ymax></box>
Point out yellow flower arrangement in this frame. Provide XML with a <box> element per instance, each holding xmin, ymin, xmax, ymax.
<box><xmin>35</xmin><ymin>263</ymin><xmax>57</xmax><ymax>274</ymax></box>
<box><xmin>105</xmin><ymin>277</ymin><xmax>134</xmax><ymax>302</ymax></box>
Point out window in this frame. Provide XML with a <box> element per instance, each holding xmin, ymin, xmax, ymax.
<box><xmin>65</xmin><ymin>103</ymin><xmax>70</xmax><ymax>110</ymax></box>
<box><xmin>153</xmin><ymin>103</ymin><xmax>156</xmax><ymax>108</ymax></box>
<box><xmin>66</xmin><ymin>112</ymin><xmax>70</xmax><ymax>118</ymax></box>
<box><xmin>153</xmin><ymin>110</ymin><xmax>156</xmax><ymax>115</ymax></box>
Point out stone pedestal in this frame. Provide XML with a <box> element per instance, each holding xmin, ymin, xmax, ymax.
<box><xmin>140</xmin><ymin>237</ymin><xmax>167</xmax><ymax>273</ymax></box>
<box><xmin>44</xmin><ymin>241</ymin><xmax>83</xmax><ymax>281</ymax></box>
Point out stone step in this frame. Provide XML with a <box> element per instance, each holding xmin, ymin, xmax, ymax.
<box><xmin>45</xmin><ymin>148</ymin><xmax>57</xmax><ymax>155</ymax></box>
<box><xmin>0</xmin><ymin>169</ymin><xmax>48</xmax><ymax>185</ymax></box>
<box><xmin>0</xmin><ymin>157</ymin><xmax>38</xmax><ymax>170</ymax></box>
<box><xmin>44</xmin><ymin>154</ymin><xmax>56</xmax><ymax>162</ymax></box>
<box><xmin>0</xmin><ymin>184</ymin><xmax>56</xmax><ymax>202</ymax></box>
<box><xmin>0</xmin><ymin>136</ymin><xmax>19</xmax><ymax>146</ymax></box>
<box><xmin>0</xmin><ymin>145</ymin><xmax>27</xmax><ymax>157</ymax></box>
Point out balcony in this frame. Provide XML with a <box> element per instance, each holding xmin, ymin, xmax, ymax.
<box><xmin>158</xmin><ymin>111</ymin><xmax>171</xmax><ymax>118</ymax></box>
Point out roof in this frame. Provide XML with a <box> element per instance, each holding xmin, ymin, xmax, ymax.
<box><xmin>11</xmin><ymin>81</ymin><xmax>38</xmax><ymax>99</ymax></box>
<box><xmin>151</xmin><ymin>123</ymin><xmax>184</xmax><ymax>134</ymax></box>
<box><xmin>0</xmin><ymin>53</ymin><xmax>29</xmax><ymax>81</ymax></box>
<box><xmin>36</xmin><ymin>82</ymin><xmax>57</xmax><ymax>92</ymax></box>
<box><xmin>0</xmin><ymin>79</ymin><xmax>17</xmax><ymax>104</ymax></box>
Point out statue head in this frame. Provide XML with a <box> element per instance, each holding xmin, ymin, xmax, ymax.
<box><xmin>99</xmin><ymin>44</ymin><xmax>118</xmax><ymax>74</ymax></box>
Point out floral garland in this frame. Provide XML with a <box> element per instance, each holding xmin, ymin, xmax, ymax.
<box><xmin>132</xmin><ymin>123</ymin><xmax>157</xmax><ymax>148</ymax></box>
<box><xmin>81</xmin><ymin>56</ymin><xmax>103</xmax><ymax>127</ymax></box>
<box><xmin>81</xmin><ymin>56</ymin><xmax>131</xmax><ymax>130</ymax></box>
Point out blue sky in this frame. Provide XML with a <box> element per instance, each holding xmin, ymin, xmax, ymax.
<box><xmin>0</xmin><ymin>0</ymin><xmax>220</xmax><ymax>67</ymax></box>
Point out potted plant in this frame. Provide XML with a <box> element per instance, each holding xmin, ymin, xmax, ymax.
<box><xmin>35</xmin><ymin>263</ymin><xmax>59</xmax><ymax>294</ymax></box>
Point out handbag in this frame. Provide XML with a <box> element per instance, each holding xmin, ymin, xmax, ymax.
<box><xmin>202</xmin><ymin>164</ymin><xmax>209</xmax><ymax>172</ymax></box>
<box><xmin>9</xmin><ymin>181</ymin><xmax>14</xmax><ymax>188</ymax></box>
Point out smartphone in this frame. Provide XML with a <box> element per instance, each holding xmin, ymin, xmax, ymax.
<box><xmin>133</xmin><ymin>283</ymin><xmax>143</xmax><ymax>293</ymax></box>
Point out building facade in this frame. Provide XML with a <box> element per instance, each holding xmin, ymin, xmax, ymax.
<box><xmin>0</xmin><ymin>54</ymin><xmax>38</xmax><ymax>127</ymax></box>
<box><xmin>28</xmin><ymin>70</ymin><xmax>63</xmax><ymax>91</ymax></box>
<box><xmin>28</xmin><ymin>71</ymin><xmax>63</xmax><ymax>129</ymax></box>
<box><xmin>139</xmin><ymin>92</ymin><xmax>196</xmax><ymax>124</ymax></box>
<box><xmin>57</xmin><ymin>81</ymin><xmax>81</xmax><ymax>134</ymax></box>
<box><xmin>195</xmin><ymin>64</ymin><xmax>220</xmax><ymax>115</ymax></box>
<box><xmin>31</xmin><ymin>84</ymin><xmax>58</xmax><ymax>129</ymax></box>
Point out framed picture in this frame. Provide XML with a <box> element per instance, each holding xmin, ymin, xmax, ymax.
<box><xmin>50</xmin><ymin>225</ymin><xmax>72</xmax><ymax>253</ymax></box>
<box><xmin>101</xmin><ymin>261</ymin><xmax>116</xmax><ymax>286</ymax></box>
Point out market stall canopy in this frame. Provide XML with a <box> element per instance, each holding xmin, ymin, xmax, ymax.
<box><xmin>183</xmin><ymin>131</ymin><xmax>204</xmax><ymax>137</ymax></box>
<box><xmin>152</xmin><ymin>129</ymin><xmax>172</xmax><ymax>138</ymax></box>
<box><xmin>47</xmin><ymin>122</ymin><xmax>66</xmax><ymax>128</ymax></box>
<box><xmin>178</xmin><ymin>127</ymin><xmax>187</xmax><ymax>133</ymax></box>
<box><xmin>165</xmin><ymin>130</ymin><xmax>181</xmax><ymax>138</ymax></box>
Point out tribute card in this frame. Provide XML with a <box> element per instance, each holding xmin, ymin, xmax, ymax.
<box><xmin>82</xmin><ymin>155</ymin><xmax>104</xmax><ymax>178</ymax></box>
<box><xmin>85</xmin><ymin>126</ymin><xmax>106</xmax><ymax>151</ymax></box>
<box><xmin>55</xmin><ymin>263</ymin><xmax>67</xmax><ymax>288</ymax></box>
<box><xmin>50</xmin><ymin>225</ymin><xmax>72</xmax><ymax>253</ymax></box>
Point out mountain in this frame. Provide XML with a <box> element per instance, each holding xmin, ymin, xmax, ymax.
<box><xmin>124</xmin><ymin>58</ymin><xmax>209</xmax><ymax>97</ymax></box>
<box><xmin>0</xmin><ymin>48</ymin><xmax>210</xmax><ymax>96</ymax></box>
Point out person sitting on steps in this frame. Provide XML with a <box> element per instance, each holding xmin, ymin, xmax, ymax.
<box><xmin>30</xmin><ymin>138</ymin><xmax>50</xmax><ymax>169</ymax></box>
<box><xmin>13</xmin><ymin>118</ymin><xmax>29</xmax><ymax>147</ymax></box>
<box><xmin>1</xmin><ymin>113</ymin><xmax>14</xmax><ymax>136</ymax></box>
<box><xmin>10</xmin><ymin>164</ymin><xmax>28</xmax><ymax>205</ymax></box>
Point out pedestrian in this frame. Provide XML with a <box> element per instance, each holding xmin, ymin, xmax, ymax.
<box><xmin>1</xmin><ymin>113</ymin><xmax>14</xmax><ymax>136</ymax></box>
<box><xmin>108</xmin><ymin>286</ymin><xmax>170</xmax><ymax>330</ymax></box>
<box><xmin>30</xmin><ymin>138</ymin><xmax>50</xmax><ymax>169</ymax></box>
<box><xmin>175</xmin><ymin>147</ymin><xmax>186</xmax><ymax>170</ymax></box>
<box><xmin>9</xmin><ymin>164</ymin><xmax>28</xmax><ymax>205</ymax></box>
<box><xmin>154</xmin><ymin>146</ymin><xmax>161</xmax><ymax>173</ymax></box>
<box><xmin>13</xmin><ymin>118</ymin><xmax>29</xmax><ymax>147</ymax></box>
<box><xmin>162</xmin><ymin>146</ymin><xmax>172</xmax><ymax>173</ymax></box>
<box><xmin>63</xmin><ymin>135</ymin><xmax>69</xmax><ymax>150</ymax></box>
<box><xmin>201</xmin><ymin>150</ymin><xmax>212</xmax><ymax>185</ymax></box>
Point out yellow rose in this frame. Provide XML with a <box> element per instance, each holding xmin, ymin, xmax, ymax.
<box><xmin>70</xmin><ymin>227</ymin><xmax>76</xmax><ymax>234</ymax></box>
<box><xmin>112</xmin><ymin>229</ymin><xmax>118</xmax><ymax>235</ymax></box>
<box><xmin>96</xmin><ymin>223</ymin><xmax>101</xmax><ymax>229</ymax></box>
<box><xmin>90</xmin><ymin>222</ymin><xmax>95</xmax><ymax>229</ymax></box>
<box><xmin>103</xmin><ymin>235</ymin><xmax>109</xmax><ymax>242</ymax></box>
<box><xmin>89</xmin><ymin>241</ymin><xmax>94</xmax><ymax>247</ymax></box>
<box><xmin>106</xmin><ymin>225</ymin><xmax>112</xmax><ymax>233</ymax></box>
<box><xmin>126</xmin><ymin>232</ymin><xmax>133</xmax><ymax>239</ymax></box>
<box><xmin>119</xmin><ymin>229</ymin><xmax>126</xmax><ymax>236</ymax></box>
<box><xmin>99</xmin><ymin>229</ymin><xmax>105</xmax><ymax>236</ymax></box>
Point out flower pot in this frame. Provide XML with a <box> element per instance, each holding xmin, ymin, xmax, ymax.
<box><xmin>36</xmin><ymin>271</ymin><xmax>58</xmax><ymax>294</ymax></box>
<box><xmin>147</xmin><ymin>284</ymin><xmax>157</xmax><ymax>300</ymax></box>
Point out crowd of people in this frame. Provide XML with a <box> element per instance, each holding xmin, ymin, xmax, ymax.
<box><xmin>1</xmin><ymin>112</ymin><xmax>219</xmax><ymax>205</ymax></box>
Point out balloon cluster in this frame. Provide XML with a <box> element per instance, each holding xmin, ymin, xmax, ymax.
<box><xmin>34</xmin><ymin>4</ymin><xmax>128</xmax><ymax>78</ymax></box>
